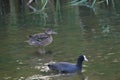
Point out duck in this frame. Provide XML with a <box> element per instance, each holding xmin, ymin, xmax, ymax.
<box><xmin>25</xmin><ymin>28</ymin><xmax>57</xmax><ymax>54</ymax></box>
<box><xmin>48</xmin><ymin>55</ymin><xmax>88</xmax><ymax>73</ymax></box>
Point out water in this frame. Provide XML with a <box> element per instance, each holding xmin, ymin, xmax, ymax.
<box><xmin>0</xmin><ymin>4</ymin><xmax>120</xmax><ymax>80</ymax></box>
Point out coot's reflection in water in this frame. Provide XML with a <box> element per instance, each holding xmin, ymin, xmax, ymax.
<box><xmin>25</xmin><ymin>72</ymin><xmax>88</xmax><ymax>80</ymax></box>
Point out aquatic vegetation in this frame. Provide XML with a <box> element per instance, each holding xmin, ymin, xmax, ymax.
<box><xmin>70</xmin><ymin>0</ymin><xmax>112</xmax><ymax>7</ymax></box>
<box><xmin>27</xmin><ymin>0</ymin><xmax>49</xmax><ymax>12</ymax></box>
<box><xmin>0</xmin><ymin>0</ymin><xmax>120</xmax><ymax>80</ymax></box>
<box><xmin>69</xmin><ymin>0</ymin><xmax>117</xmax><ymax>14</ymax></box>
<box><xmin>34</xmin><ymin>61</ymin><xmax>56</xmax><ymax>72</ymax></box>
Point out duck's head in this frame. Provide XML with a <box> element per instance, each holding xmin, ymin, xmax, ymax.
<box><xmin>45</xmin><ymin>28</ymin><xmax>57</xmax><ymax>35</ymax></box>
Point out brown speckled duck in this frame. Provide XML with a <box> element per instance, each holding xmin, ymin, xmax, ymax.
<box><xmin>26</xmin><ymin>28</ymin><xmax>57</xmax><ymax>54</ymax></box>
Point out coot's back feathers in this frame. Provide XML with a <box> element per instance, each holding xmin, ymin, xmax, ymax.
<box><xmin>48</xmin><ymin>55</ymin><xmax>88</xmax><ymax>73</ymax></box>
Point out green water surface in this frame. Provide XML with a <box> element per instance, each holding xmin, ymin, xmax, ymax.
<box><xmin>0</xmin><ymin>5</ymin><xmax>120</xmax><ymax>80</ymax></box>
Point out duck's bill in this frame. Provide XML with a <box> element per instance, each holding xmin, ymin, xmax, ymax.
<box><xmin>52</xmin><ymin>32</ymin><xmax>58</xmax><ymax>34</ymax></box>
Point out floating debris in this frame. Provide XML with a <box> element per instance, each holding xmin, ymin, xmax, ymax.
<box><xmin>81</xmin><ymin>69</ymin><xmax>86</xmax><ymax>73</ymax></box>
<box><xmin>16</xmin><ymin>60</ymin><xmax>24</xmax><ymax>65</ymax></box>
<box><xmin>107</xmin><ymin>53</ymin><xmax>115</xmax><ymax>55</ymax></box>
<box><xmin>112</xmin><ymin>59</ymin><xmax>119</xmax><ymax>63</ymax></box>
<box><xmin>18</xmin><ymin>76</ymin><xmax>25</xmax><ymax>80</ymax></box>
<box><xmin>25</xmin><ymin>74</ymin><xmax>52</xmax><ymax>80</ymax></box>
<box><xmin>44</xmin><ymin>61</ymin><xmax>56</xmax><ymax>66</ymax></box>
<box><xmin>16</xmin><ymin>67</ymin><xmax>20</xmax><ymax>70</ymax></box>
<box><xmin>38</xmin><ymin>59</ymin><xmax>42</xmax><ymax>61</ymax></box>
<box><xmin>38</xmin><ymin>63</ymin><xmax>43</xmax><ymax>65</ymax></box>
<box><xmin>84</xmin><ymin>76</ymin><xmax>88</xmax><ymax>80</ymax></box>
<box><xmin>35</xmin><ymin>66</ymin><xmax>41</xmax><ymax>70</ymax></box>
<box><xmin>40</xmin><ymin>65</ymin><xmax>49</xmax><ymax>72</ymax></box>
<box><xmin>83</xmin><ymin>65</ymin><xmax>88</xmax><ymax>67</ymax></box>
<box><xmin>104</xmin><ymin>56</ymin><xmax>109</xmax><ymax>59</ymax></box>
<box><xmin>40</xmin><ymin>61</ymin><xmax>56</xmax><ymax>72</ymax></box>
<box><xmin>34</xmin><ymin>61</ymin><xmax>56</xmax><ymax>72</ymax></box>
<box><xmin>3</xmin><ymin>76</ymin><xmax>12</xmax><ymax>80</ymax></box>
<box><xmin>18</xmin><ymin>62</ymin><xmax>24</xmax><ymax>65</ymax></box>
<box><xmin>16</xmin><ymin>60</ymin><xmax>20</xmax><ymax>62</ymax></box>
<box><xmin>99</xmin><ymin>72</ymin><xmax>105</xmax><ymax>75</ymax></box>
<box><xmin>25</xmin><ymin>73</ymin><xmax>77</xmax><ymax>80</ymax></box>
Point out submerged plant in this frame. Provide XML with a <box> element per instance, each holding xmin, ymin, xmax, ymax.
<box><xmin>27</xmin><ymin>0</ymin><xmax>49</xmax><ymax>12</ymax></box>
<box><xmin>69</xmin><ymin>0</ymin><xmax>114</xmax><ymax>15</ymax></box>
<box><xmin>70</xmin><ymin>0</ymin><xmax>111</xmax><ymax>7</ymax></box>
<box><xmin>40</xmin><ymin>0</ymin><xmax>48</xmax><ymax>11</ymax></box>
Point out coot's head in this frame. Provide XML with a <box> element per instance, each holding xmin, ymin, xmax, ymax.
<box><xmin>78</xmin><ymin>55</ymin><xmax>88</xmax><ymax>62</ymax></box>
<box><xmin>76</xmin><ymin>55</ymin><xmax>88</xmax><ymax>67</ymax></box>
<box><xmin>78</xmin><ymin>55</ymin><xmax>88</xmax><ymax>63</ymax></box>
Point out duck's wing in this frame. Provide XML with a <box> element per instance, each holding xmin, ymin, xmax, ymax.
<box><xmin>30</xmin><ymin>33</ymin><xmax>49</xmax><ymax>42</ymax></box>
